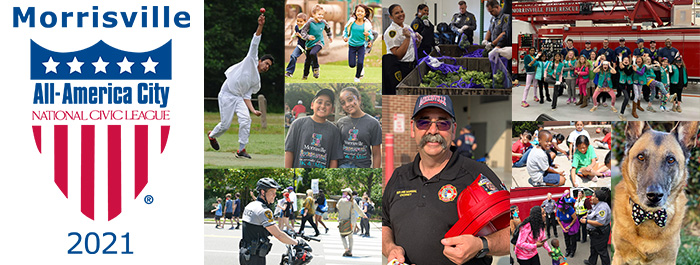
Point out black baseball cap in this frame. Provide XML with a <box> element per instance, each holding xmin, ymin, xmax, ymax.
<box><xmin>313</xmin><ymin>89</ymin><xmax>335</xmax><ymax>105</ymax></box>
<box><xmin>619</xmin><ymin>38</ymin><xmax>625</xmax><ymax>42</ymax></box>
<box><xmin>585</xmin><ymin>41</ymin><xmax>591</xmax><ymax>44</ymax></box>
<box><xmin>412</xmin><ymin>95</ymin><xmax>455</xmax><ymax>120</ymax></box>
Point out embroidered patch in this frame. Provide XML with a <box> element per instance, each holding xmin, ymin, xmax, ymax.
<box><xmin>389</xmin><ymin>30</ymin><xmax>396</xmax><ymax>38</ymax></box>
<box><xmin>478</xmin><ymin>174</ymin><xmax>500</xmax><ymax>195</ymax></box>
<box><xmin>412</xmin><ymin>23</ymin><xmax>419</xmax><ymax>30</ymax></box>
<box><xmin>394</xmin><ymin>71</ymin><xmax>403</xmax><ymax>81</ymax></box>
<box><xmin>438</xmin><ymin>184</ymin><xmax>458</xmax><ymax>202</ymax></box>
<box><xmin>599</xmin><ymin>210</ymin><xmax>606</xmax><ymax>217</ymax></box>
<box><xmin>264</xmin><ymin>209</ymin><xmax>274</xmax><ymax>223</ymax></box>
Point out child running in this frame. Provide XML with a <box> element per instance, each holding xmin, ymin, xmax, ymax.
<box><xmin>211</xmin><ymin>198</ymin><xmax>223</xmax><ymax>228</ymax></box>
<box><xmin>285</xmin><ymin>89</ymin><xmax>343</xmax><ymax>168</ymax></box>
<box><xmin>522</xmin><ymin>48</ymin><xmax>540</xmax><ymax>107</ymax></box>
<box><xmin>285</xmin><ymin>13</ymin><xmax>314</xmax><ymax>78</ymax></box>
<box><xmin>536</xmin><ymin>53</ymin><xmax>552</xmax><ymax>104</ymax></box>
<box><xmin>336</xmin><ymin>87</ymin><xmax>382</xmax><ymax>168</ymax></box>
<box><xmin>574</xmin><ymin>55</ymin><xmax>590</xmax><ymax>108</ymax></box>
<box><xmin>589</xmin><ymin>61</ymin><xmax>617</xmax><ymax>113</ymax></box>
<box><xmin>300</xmin><ymin>5</ymin><xmax>333</xmax><ymax>80</ymax></box>
<box><xmin>548</xmin><ymin>53</ymin><xmax>565</xmax><ymax>111</ymax></box>
<box><xmin>670</xmin><ymin>57</ymin><xmax>688</xmax><ymax>112</ymax></box>
<box><xmin>562</xmin><ymin>50</ymin><xmax>577</xmax><ymax>104</ymax></box>
<box><xmin>571</xmin><ymin>135</ymin><xmax>600</xmax><ymax>186</ymax></box>
<box><xmin>343</xmin><ymin>5</ymin><xmax>374</xmax><ymax>83</ymax></box>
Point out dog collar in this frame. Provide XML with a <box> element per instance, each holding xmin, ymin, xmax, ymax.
<box><xmin>629</xmin><ymin>198</ymin><xmax>667</xmax><ymax>227</ymax></box>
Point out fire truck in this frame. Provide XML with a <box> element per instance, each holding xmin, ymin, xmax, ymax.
<box><xmin>512</xmin><ymin>0</ymin><xmax>700</xmax><ymax>81</ymax></box>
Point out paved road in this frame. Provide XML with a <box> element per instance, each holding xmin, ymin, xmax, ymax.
<box><xmin>511</xmin><ymin>83</ymin><xmax>700</xmax><ymax>121</ymax></box>
<box><xmin>204</xmin><ymin>221</ymin><xmax>382</xmax><ymax>265</ymax></box>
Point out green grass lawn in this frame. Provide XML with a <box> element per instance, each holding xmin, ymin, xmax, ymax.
<box><xmin>204</xmin><ymin>112</ymin><xmax>284</xmax><ymax>155</ymax></box>
<box><xmin>285</xmin><ymin>54</ymin><xmax>382</xmax><ymax>84</ymax></box>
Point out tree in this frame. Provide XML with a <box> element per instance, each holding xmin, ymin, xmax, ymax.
<box><xmin>204</xmin><ymin>0</ymin><xmax>285</xmax><ymax>113</ymax></box>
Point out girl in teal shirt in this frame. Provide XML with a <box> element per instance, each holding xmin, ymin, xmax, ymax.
<box><xmin>670</xmin><ymin>58</ymin><xmax>688</xmax><ymax>112</ymax></box>
<box><xmin>342</xmin><ymin>5</ymin><xmax>374</xmax><ymax>83</ymax></box>
<box><xmin>548</xmin><ymin>53</ymin><xmax>566</xmax><ymax>111</ymax></box>
<box><xmin>536</xmin><ymin>53</ymin><xmax>551</xmax><ymax>104</ymax></box>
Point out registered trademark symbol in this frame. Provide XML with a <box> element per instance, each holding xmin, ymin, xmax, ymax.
<box><xmin>144</xmin><ymin>195</ymin><xmax>154</xmax><ymax>204</ymax></box>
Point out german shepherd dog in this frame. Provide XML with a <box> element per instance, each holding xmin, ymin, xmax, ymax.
<box><xmin>612</xmin><ymin>121</ymin><xmax>698</xmax><ymax>264</ymax></box>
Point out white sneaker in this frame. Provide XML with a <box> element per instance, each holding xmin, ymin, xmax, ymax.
<box><xmin>354</xmin><ymin>77</ymin><xmax>361</xmax><ymax>83</ymax></box>
<box><xmin>592</xmin><ymin>176</ymin><xmax>598</xmax><ymax>182</ymax></box>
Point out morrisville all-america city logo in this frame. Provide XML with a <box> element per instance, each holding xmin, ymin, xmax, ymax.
<box><xmin>14</xmin><ymin>5</ymin><xmax>189</xmax><ymax>221</ymax></box>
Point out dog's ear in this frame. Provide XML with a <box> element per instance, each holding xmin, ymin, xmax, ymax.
<box><xmin>671</xmin><ymin>121</ymin><xmax>699</xmax><ymax>156</ymax></box>
<box><xmin>625</xmin><ymin>122</ymin><xmax>651</xmax><ymax>153</ymax></box>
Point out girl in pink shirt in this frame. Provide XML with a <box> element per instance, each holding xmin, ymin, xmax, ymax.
<box><xmin>515</xmin><ymin>206</ymin><xmax>552</xmax><ymax>264</ymax></box>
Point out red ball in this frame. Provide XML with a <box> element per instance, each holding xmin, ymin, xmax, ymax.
<box><xmin>596</xmin><ymin>128</ymin><xmax>601</xmax><ymax>134</ymax></box>
<box><xmin>260</xmin><ymin>8</ymin><xmax>266</xmax><ymax>13</ymax></box>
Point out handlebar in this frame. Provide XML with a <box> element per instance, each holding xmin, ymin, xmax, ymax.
<box><xmin>284</xmin><ymin>230</ymin><xmax>321</xmax><ymax>242</ymax></box>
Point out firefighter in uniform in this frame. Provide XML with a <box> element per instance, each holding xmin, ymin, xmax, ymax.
<box><xmin>382</xmin><ymin>95</ymin><xmax>509</xmax><ymax>265</ymax></box>
<box><xmin>581</xmin><ymin>188</ymin><xmax>611</xmax><ymax>265</ymax></box>
<box><xmin>239</xmin><ymin>178</ymin><xmax>307</xmax><ymax>265</ymax></box>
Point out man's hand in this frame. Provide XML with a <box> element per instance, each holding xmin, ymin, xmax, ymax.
<box><xmin>386</xmin><ymin>245</ymin><xmax>408</xmax><ymax>264</ymax></box>
<box><xmin>253</xmin><ymin>110</ymin><xmax>262</xmax><ymax>116</ymax></box>
<box><xmin>441</xmin><ymin>234</ymin><xmax>482</xmax><ymax>265</ymax></box>
<box><xmin>258</xmin><ymin>14</ymin><xmax>265</xmax><ymax>26</ymax></box>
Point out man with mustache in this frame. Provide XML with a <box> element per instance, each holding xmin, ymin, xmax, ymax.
<box><xmin>382</xmin><ymin>95</ymin><xmax>509</xmax><ymax>265</ymax></box>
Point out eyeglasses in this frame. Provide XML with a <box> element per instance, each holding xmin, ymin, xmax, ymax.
<box><xmin>414</xmin><ymin>119</ymin><xmax>453</xmax><ymax>131</ymax></box>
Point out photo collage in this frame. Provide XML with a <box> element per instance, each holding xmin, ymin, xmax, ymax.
<box><xmin>202</xmin><ymin>0</ymin><xmax>699</xmax><ymax>265</ymax></box>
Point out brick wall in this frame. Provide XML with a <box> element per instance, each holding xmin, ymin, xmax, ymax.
<box><xmin>382</xmin><ymin>95</ymin><xmax>420</xmax><ymax>174</ymax></box>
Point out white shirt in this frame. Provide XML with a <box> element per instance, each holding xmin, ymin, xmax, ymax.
<box><xmin>567</xmin><ymin>129</ymin><xmax>590</xmax><ymax>146</ymax></box>
<box><xmin>288</xmin><ymin>191</ymin><xmax>297</xmax><ymax>211</ymax></box>
<box><xmin>526</xmin><ymin>146</ymin><xmax>549</xmax><ymax>185</ymax></box>
<box><xmin>383</xmin><ymin>21</ymin><xmax>415</xmax><ymax>62</ymax></box>
<box><xmin>222</xmin><ymin>33</ymin><xmax>261</xmax><ymax>100</ymax></box>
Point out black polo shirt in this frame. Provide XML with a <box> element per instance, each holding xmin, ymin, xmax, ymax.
<box><xmin>382</xmin><ymin>147</ymin><xmax>504</xmax><ymax>265</ymax></box>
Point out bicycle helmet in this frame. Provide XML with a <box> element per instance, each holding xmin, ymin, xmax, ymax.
<box><xmin>256</xmin><ymin>178</ymin><xmax>280</xmax><ymax>191</ymax></box>
<box><xmin>292</xmin><ymin>244</ymin><xmax>314</xmax><ymax>265</ymax></box>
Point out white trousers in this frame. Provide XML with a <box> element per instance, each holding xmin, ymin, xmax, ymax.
<box><xmin>210</xmin><ymin>91</ymin><xmax>251</xmax><ymax>145</ymax></box>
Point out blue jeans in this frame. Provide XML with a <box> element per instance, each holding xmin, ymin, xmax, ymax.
<box><xmin>339</xmin><ymin>162</ymin><xmax>358</xmax><ymax>168</ymax></box>
<box><xmin>512</xmin><ymin>147</ymin><xmax>533</xmax><ymax>168</ymax></box>
<box><xmin>285</xmin><ymin>46</ymin><xmax>304</xmax><ymax>74</ymax></box>
<box><xmin>543</xmin><ymin>172</ymin><xmax>561</xmax><ymax>185</ymax></box>
<box><xmin>348</xmin><ymin>45</ymin><xmax>366</xmax><ymax>78</ymax></box>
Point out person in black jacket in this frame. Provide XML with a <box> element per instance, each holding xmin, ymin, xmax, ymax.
<box><xmin>411</xmin><ymin>4</ymin><xmax>437</xmax><ymax>61</ymax></box>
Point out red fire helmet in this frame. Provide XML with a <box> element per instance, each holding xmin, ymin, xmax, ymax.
<box><xmin>444</xmin><ymin>174</ymin><xmax>510</xmax><ymax>238</ymax></box>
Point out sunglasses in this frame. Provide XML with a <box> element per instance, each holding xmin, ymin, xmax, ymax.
<box><xmin>414</xmin><ymin>119</ymin><xmax>453</xmax><ymax>131</ymax></box>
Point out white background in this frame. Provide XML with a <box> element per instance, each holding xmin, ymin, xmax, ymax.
<box><xmin>0</xmin><ymin>1</ymin><xmax>203</xmax><ymax>264</ymax></box>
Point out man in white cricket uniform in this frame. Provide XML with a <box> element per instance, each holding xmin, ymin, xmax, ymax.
<box><xmin>208</xmin><ymin>14</ymin><xmax>273</xmax><ymax>159</ymax></box>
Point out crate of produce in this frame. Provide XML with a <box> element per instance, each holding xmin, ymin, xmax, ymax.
<box><xmin>428</xmin><ymin>44</ymin><xmax>486</xmax><ymax>58</ymax></box>
<box><xmin>396</xmin><ymin>57</ymin><xmax>511</xmax><ymax>96</ymax></box>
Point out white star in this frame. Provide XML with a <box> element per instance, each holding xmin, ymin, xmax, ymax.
<box><xmin>67</xmin><ymin>57</ymin><xmax>84</xmax><ymax>74</ymax></box>
<box><xmin>42</xmin><ymin>57</ymin><xmax>59</xmax><ymax>74</ymax></box>
<box><xmin>92</xmin><ymin>57</ymin><xmax>109</xmax><ymax>74</ymax></box>
<box><xmin>141</xmin><ymin>57</ymin><xmax>159</xmax><ymax>74</ymax></box>
<box><xmin>117</xmin><ymin>57</ymin><xmax>134</xmax><ymax>74</ymax></box>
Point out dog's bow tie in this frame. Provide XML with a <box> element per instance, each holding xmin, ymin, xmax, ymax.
<box><xmin>630</xmin><ymin>199</ymin><xmax>667</xmax><ymax>227</ymax></box>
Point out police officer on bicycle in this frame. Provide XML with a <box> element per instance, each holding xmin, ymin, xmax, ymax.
<box><xmin>240</xmin><ymin>178</ymin><xmax>308</xmax><ymax>265</ymax></box>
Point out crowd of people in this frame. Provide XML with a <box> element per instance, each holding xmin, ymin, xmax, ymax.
<box><xmin>512</xmin><ymin>122</ymin><xmax>612</xmax><ymax>187</ymax></box>
<box><xmin>520</xmin><ymin>38</ymin><xmax>689</xmax><ymax>121</ymax></box>
<box><xmin>511</xmin><ymin>188</ymin><xmax>612</xmax><ymax>265</ymax></box>
<box><xmin>382</xmin><ymin>0</ymin><xmax>512</xmax><ymax>94</ymax></box>
<box><xmin>284</xmin><ymin>87</ymin><xmax>382</xmax><ymax>168</ymax></box>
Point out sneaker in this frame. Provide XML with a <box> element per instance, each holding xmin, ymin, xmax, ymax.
<box><xmin>647</xmin><ymin>106</ymin><xmax>656</xmax><ymax>112</ymax></box>
<box><xmin>619</xmin><ymin>114</ymin><xmax>627</xmax><ymax>121</ymax></box>
<box><xmin>325</xmin><ymin>228</ymin><xmax>329</xmax><ymax>234</ymax></box>
<box><xmin>354</xmin><ymin>77</ymin><xmax>361</xmax><ymax>83</ymax></box>
<box><xmin>671</xmin><ymin>105</ymin><xmax>678</xmax><ymax>112</ymax></box>
<box><xmin>534</xmin><ymin>96</ymin><xmax>540</xmax><ymax>102</ymax></box>
<box><xmin>551</xmin><ymin>108</ymin><xmax>556</xmax><ymax>112</ymax></box>
<box><xmin>566</xmin><ymin>98</ymin><xmax>571</xmax><ymax>104</ymax></box>
<box><xmin>660</xmin><ymin>105</ymin><xmax>667</xmax><ymax>112</ymax></box>
<box><xmin>236</xmin><ymin>149</ymin><xmax>252</xmax><ymax>159</ymax></box>
<box><xmin>611</xmin><ymin>106</ymin><xmax>618</xmax><ymax>113</ymax></box>
<box><xmin>207</xmin><ymin>131</ymin><xmax>220</xmax><ymax>150</ymax></box>
<box><xmin>301</xmin><ymin>76</ymin><xmax>308</xmax><ymax>80</ymax></box>
<box><xmin>229</xmin><ymin>227</ymin><xmax>235</xmax><ymax>230</ymax></box>
<box><xmin>668</xmin><ymin>93</ymin><xmax>677</xmax><ymax>102</ymax></box>
<box><xmin>521</xmin><ymin>101</ymin><xmax>529</xmax><ymax>108</ymax></box>
<box><xmin>677</xmin><ymin>105</ymin><xmax>682</xmax><ymax>113</ymax></box>
<box><xmin>592</xmin><ymin>176</ymin><xmax>598</xmax><ymax>182</ymax></box>
<box><xmin>284</xmin><ymin>72</ymin><xmax>293</xmax><ymax>78</ymax></box>
<box><xmin>360</xmin><ymin>68</ymin><xmax>365</xmax><ymax>77</ymax></box>
<box><xmin>603</xmin><ymin>102</ymin><xmax>608</xmax><ymax>107</ymax></box>
<box><xmin>313</xmin><ymin>68</ymin><xmax>320</xmax><ymax>78</ymax></box>
<box><xmin>589</xmin><ymin>105</ymin><xmax>598</xmax><ymax>112</ymax></box>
